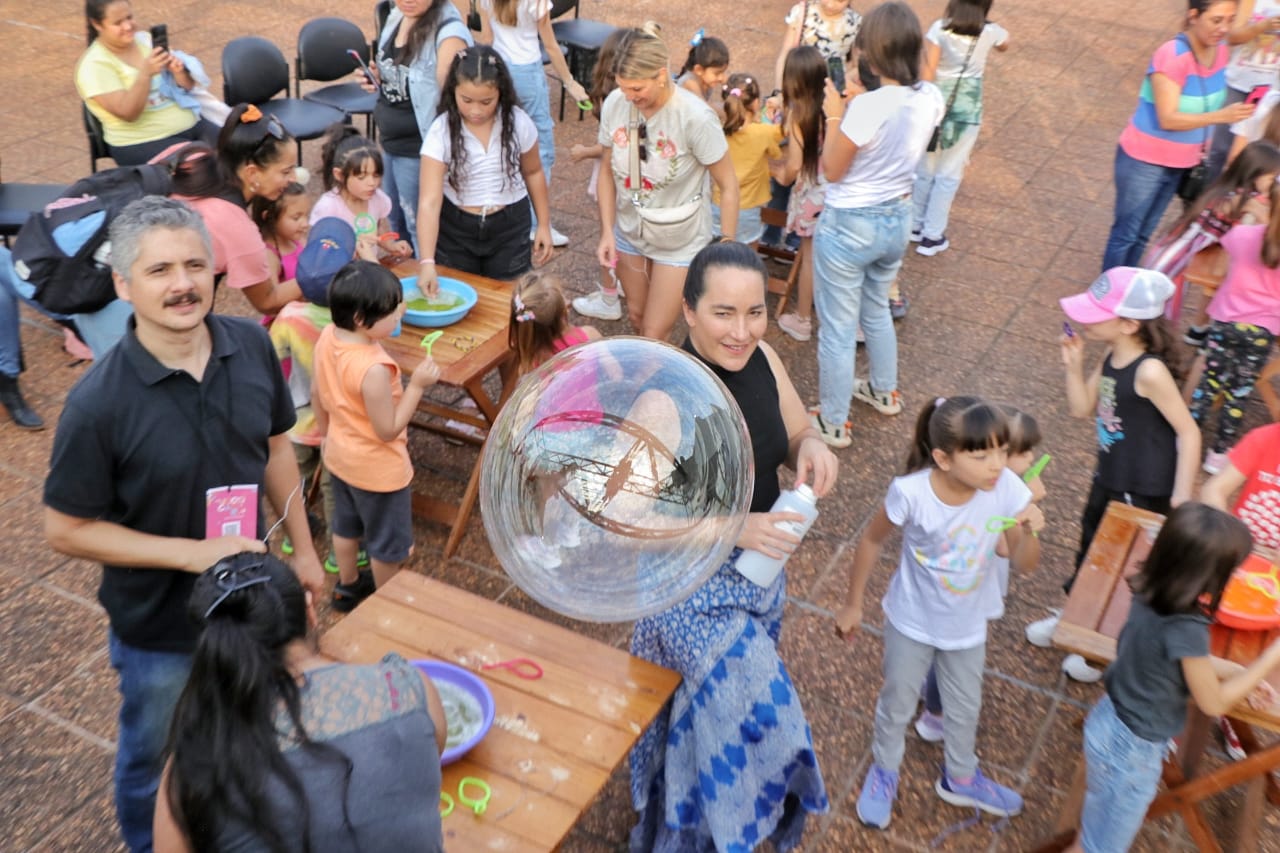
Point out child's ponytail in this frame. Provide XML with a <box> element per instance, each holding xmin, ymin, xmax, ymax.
<box><xmin>721</xmin><ymin>73</ymin><xmax>760</xmax><ymax>136</ymax></box>
<box><xmin>679</xmin><ymin>30</ymin><xmax>729</xmax><ymax>77</ymax></box>
<box><xmin>904</xmin><ymin>395</ymin><xmax>1009</xmax><ymax>474</ymax></box>
<box><xmin>509</xmin><ymin>272</ymin><xmax>570</xmax><ymax>374</ymax></box>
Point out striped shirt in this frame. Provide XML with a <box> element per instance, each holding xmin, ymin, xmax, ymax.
<box><xmin>1119</xmin><ymin>36</ymin><xmax>1228</xmax><ymax>169</ymax></box>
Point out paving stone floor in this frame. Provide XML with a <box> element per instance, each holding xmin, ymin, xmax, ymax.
<box><xmin>3</xmin><ymin>0</ymin><xmax>1280</xmax><ymax>849</ymax></box>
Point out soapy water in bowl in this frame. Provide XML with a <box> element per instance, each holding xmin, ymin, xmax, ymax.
<box><xmin>407</xmin><ymin>292</ymin><xmax>465</xmax><ymax>312</ymax></box>
<box><xmin>436</xmin><ymin>680</ymin><xmax>485</xmax><ymax>749</ymax></box>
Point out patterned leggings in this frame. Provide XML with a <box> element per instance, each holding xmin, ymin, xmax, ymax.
<box><xmin>1190</xmin><ymin>320</ymin><xmax>1275</xmax><ymax>453</ymax></box>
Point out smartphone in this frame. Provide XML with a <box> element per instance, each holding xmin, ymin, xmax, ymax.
<box><xmin>825</xmin><ymin>55</ymin><xmax>846</xmax><ymax>93</ymax></box>
<box><xmin>149</xmin><ymin>24</ymin><xmax>168</xmax><ymax>53</ymax></box>
<box><xmin>857</xmin><ymin>56</ymin><xmax>881</xmax><ymax>92</ymax></box>
<box><xmin>346</xmin><ymin>49</ymin><xmax>380</xmax><ymax>93</ymax></box>
<box><xmin>1248</xmin><ymin>84</ymin><xmax>1269</xmax><ymax>106</ymax></box>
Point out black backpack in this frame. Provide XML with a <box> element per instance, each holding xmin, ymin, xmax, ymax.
<box><xmin>12</xmin><ymin>163</ymin><xmax>173</xmax><ymax>314</ymax></box>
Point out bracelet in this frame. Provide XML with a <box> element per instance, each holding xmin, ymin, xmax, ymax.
<box><xmin>824</xmin><ymin>115</ymin><xmax>842</xmax><ymax>122</ymax></box>
<box><xmin>419</xmin><ymin>258</ymin><xmax>436</xmax><ymax>265</ymax></box>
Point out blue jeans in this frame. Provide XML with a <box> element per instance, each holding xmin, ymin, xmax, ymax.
<box><xmin>108</xmin><ymin>631</ymin><xmax>192</xmax><ymax>853</ymax></box>
<box><xmin>0</xmin><ymin>248</ymin><xmax>28</xmax><ymax>376</ymax></box>
<box><xmin>508</xmin><ymin>60</ymin><xmax>555</xmax><ymax>227</ymax></box>
<box><xmin>1102</xmin><ymin>145</ymin><xmax>1184</xmax><ymax>271</ymax></box>
<box><xmin>912</xmin><ymin>124</ymin><xmax>980</xmax><ymax>241</ymax></box>
<box><xmin>812</xmin><ymin>197</ymin><xmax>909</xmax><ymax>426</ymax></box>
<box><xmin>382</xmin><ymin>152</ymin><xmax>420</xmax><ymax>253</ymax></box>
<box><xmin>1079</xmin><ymin>694</ymin><xmax>1166</xmax><ymax>853</ymax></box>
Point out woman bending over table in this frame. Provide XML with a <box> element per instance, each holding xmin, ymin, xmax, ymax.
<box><xmin>154</xmin><ymin>552</ymin><xmax>447</xmax><ymax>851</ymax></box>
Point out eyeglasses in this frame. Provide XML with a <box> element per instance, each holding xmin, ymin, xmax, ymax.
<box><xmin>638</xmin><ymin>120</ymin><xmax>648</xmax><ymax>162</ymax></box>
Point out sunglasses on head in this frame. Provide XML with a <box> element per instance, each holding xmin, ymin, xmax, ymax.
<box><xmin>638</xmin><ymin>120</ymin><xmax>648</xmax><ymax>162</ymax></box>
<box><xmin>249</xmin><ymin>116</ymin><xmax>287</xmax><ymax>159</ymax></box>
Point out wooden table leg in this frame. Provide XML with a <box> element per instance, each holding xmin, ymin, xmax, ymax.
<box><xmin>444</xmin><ymin>439</ymin><xmax>486</xmax><ymax>558</ymax></box>
<box><xmin>1229</xmin><ymin>718</ymin><xmax>1280</xmax><ymax>806</ymax></box>
<box><xmin>1235</xmin><ymin>775</ymin><xmax>1267</xmax><ymax>853</ymax></box>
<box><xmin>1180</xmin><ymin>706</ymin><xmax>1213</xmax><ymax>779</ymax></box>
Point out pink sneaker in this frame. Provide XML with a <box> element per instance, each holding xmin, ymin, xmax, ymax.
<box><xmin>777</xmin><ymin>313</ymin><xmax>812</xmax><ymax>342</ymax></box>
<box><xmin>1203</xmin><ymin>450</ymin><xmax>1229</xmax><ymax>475</ymax></box>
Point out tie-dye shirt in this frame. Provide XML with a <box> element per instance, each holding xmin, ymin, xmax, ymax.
<box><xmin>882</xmin><ymin>467</ymin><xmax>1031</xmax><ymax>650</ymax></box>
<box><xmin>1119</xmin><ymin>36</ymin><xmax>1228</xmax><ymax>169</ymax></box>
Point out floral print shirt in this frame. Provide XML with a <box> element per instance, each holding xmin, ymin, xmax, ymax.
<box><xmin>784</xmin><ymin>2</ymin><xmax>862</xmax><ymax>61</ymax></box>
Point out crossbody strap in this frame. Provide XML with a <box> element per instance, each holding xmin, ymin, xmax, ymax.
<box><xmin>940</xmin><ymin>31</ymin><xmax>980</xmax><ymax>120</ymax></box>
<box><xmin>628</xmin><ymin>105</ymin><xmax>642</xmax><ymax>206</ymax></box>
<box><xmin>1177</xmin><ymin>33</ymin><xmax>1212</xmax><ymax>157</ymax></box>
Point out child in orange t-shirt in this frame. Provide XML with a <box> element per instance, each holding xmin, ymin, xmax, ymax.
<box><xmin>313</xmin><ymin>260</ymin><xmax>440</xmax><ymax>611</ymax></box>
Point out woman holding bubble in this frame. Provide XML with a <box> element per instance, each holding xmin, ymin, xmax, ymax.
<box><xmin>627</xmin><ymin>241</ymin><xmax>838</xmax><ymax>852</ymax></box>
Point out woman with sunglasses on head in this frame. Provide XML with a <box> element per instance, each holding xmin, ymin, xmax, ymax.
<box><xmin>589</xmin><ymin>23</ymin><xmax>740</xmax><ymax>341</ymax></box>
<box><xmin>153</xmin><ymin>552</ymin><xmax>448</xmax><ymax>851</ymax></box>
<box><xmin>77</xmin><ymin>0</ymin><xmax>220</xmax><ymax>166</ymax></box>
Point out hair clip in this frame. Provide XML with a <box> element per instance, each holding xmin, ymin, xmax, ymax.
<box><xmin>458</xmin><ymin>48</ymin><xmax>468</xmax><ymax>58</ymax></box>
<box><xmin>728</xmin><ymin>87</ymin><xmax>742</xmax><ymax>97</ymax></box>
<box><xmin>240</xmin><ymin>104</ymin><xmax>264</xmax><ymax>123</ymax></box>
<box><xmin>487</xmin><ymin>55</ymin><xmax>497</xmax><ymax>66</ymax></box>
<box><xmin>744</xmin><ymin>76</ymin><xmax>752</xmax><ymax>85</ymax></box>
<box><xmin>690</xmin><ymin>28</ymin><xmax>704</xmax><ymax>47</ymax></box>
<box><xmin>203</xmin><ymin>560</ymin><xmax>271</xmax><ymax>618</ymax></box>
<box><xmin>935</xmin><ymin>396</ymin><xmax>947</xmax><ymax>407</ymax></box>
<box><xmin>515</xmin><ymin>310</ymin><xmax>535</xmax><ymax>323</ymax></box>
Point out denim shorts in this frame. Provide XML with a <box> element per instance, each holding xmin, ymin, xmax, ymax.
<box><xmin>710</xmin><ymin>204</ymin><xmax>765</xmax><ymax>245</ymax></box>
<box><xmin>1079</xmin><ymin>693</ymin><xmax>1166</xmax><ymax>852</ymax></box>
<box><xmin>330</xmin><ymin>473</ymin><xmax>413</xmax><ymax>563</ymax></box>
<box><xmin>613</xmin><ymin>227</ymin><xmax>691</xmax><ymax>268</ymax></box>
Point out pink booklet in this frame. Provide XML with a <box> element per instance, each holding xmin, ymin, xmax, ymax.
<box><xmin>205</xmin><ymin>484</ymin><xmax>258</xmax><ymax>539</ymax></box>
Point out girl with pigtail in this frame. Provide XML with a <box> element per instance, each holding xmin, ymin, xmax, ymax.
<box><xmin>711</xmin><ymin>73</ymin><xmax>784</xmax><ymax>245</ymax></box>
<box><xmin>676</xmin><ymin>30</ymin><xmax>730</xmax><ymax>100</ymax></box>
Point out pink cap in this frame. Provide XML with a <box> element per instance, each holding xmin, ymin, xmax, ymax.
<box><xmin>1059</xmin><ymin>267</ymin><xmax>1176</xmax><ymax>325</ymax></box>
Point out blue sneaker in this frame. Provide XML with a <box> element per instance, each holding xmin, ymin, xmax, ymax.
<box><xmin>856</xmin><ymin>763</ymin><xmax>899</xmax><ymax>828</ymax></box>
<box><xmin>935</xmin><ymin>768</ymin><xmax>1023</xmax><ymax>817</ymax></box>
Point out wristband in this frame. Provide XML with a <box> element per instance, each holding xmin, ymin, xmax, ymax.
<box><xmin>420</xmin><ymin>258</ymin><xmax>436</xmax><ymax>265</ymax></box>
<box><xmin>377</xmin><ymin>232</ymin><xmax>400</xmax><ymax>243</ymax></box>
<box><xmin>825</xmin><ymin>115</ymin><xmax>841</xmax><ymax>122</ymax></box>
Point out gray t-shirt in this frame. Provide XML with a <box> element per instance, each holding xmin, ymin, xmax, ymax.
<box><xmin>598</xmin><ymin>86</ymin><xmax>728</xmax><ymax>262</ymax></box>
<box><xmin>1105</xmin><ymin>597</ymin><xmax>1210</xmax><ymax>742</ymax></box>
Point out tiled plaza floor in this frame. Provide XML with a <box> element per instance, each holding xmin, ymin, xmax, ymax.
<box><xmin>3</xmin><ymin>0</ymin><xmax>1280</xmax><ymax>850</ymax></box>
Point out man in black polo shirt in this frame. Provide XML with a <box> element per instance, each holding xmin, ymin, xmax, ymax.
<box><xmin>43</xmin><ymin>197</ymin><xmax>324</xmax><ymax>853</ymax></box>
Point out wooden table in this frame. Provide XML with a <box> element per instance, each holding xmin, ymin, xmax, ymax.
<box><xmin>1041</xmin><ymin>501</ymin><xmax>1280</xmax><ymax>853</ymax></box>
<box><xmin>319</xmin><ymin>572</ymin><xmax>681</xmax><ymax>851</ymax></box>
<box><xmin>384</xmin><ymin>263</ymin><xmax>518</xmax><ymax>557</ymax></box>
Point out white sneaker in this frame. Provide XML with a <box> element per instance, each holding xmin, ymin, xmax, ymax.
<box><xmin>1062</xmin><ymin>653</ymin><xmax>1103</xmax><ymax>683</ymax></box>
<box><xmin>530</xmin><ymin>226</ymin><xmax>571</xmax><ymax>248</ymax></box>
<box><xmin>1203</xmin><ymin>450</ymin><xmax>1229</xmax><ymax>475</ymax></box>
<box><xmin>1025</xmin><ymin>611</ymin><xmax>1061</xmax><ymax>648</ymax></box>
<box><xmin>572</xmin><ymin>291</ymin><xmax>623</xmax><ymax>320</ymax></box>
<box><xmin>914</xmin><ymin>710</ymin><xmax>944</xmax><ymax>743</ymax></box>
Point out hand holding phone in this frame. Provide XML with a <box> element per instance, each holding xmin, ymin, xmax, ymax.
<box><xmin>825</xmin><ymin>55</ymin><xmax>846</xmax><ymax>94</ymax></box>
<box><xmin>149</xmin><ymin>24</ymin><xmax>168</xmax><ymax>53</ymax></box>
<box><xmin>346</xmin><ymin>50</ymin><xmax>381</xmax><ymax>93</ymax></box>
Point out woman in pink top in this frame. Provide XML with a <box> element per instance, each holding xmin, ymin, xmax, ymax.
<box><xmin>1189</xmin><ymin>174</ymin><xmax>1280</xmax><ymax>470</ymax></box>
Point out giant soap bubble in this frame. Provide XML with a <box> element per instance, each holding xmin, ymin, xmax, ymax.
<box><xmin>480</xmin><ymin>337</ymin><xmax>753</xmax><ymax>622</ymax></box>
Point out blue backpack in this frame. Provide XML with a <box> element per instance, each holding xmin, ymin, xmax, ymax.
<box><xmin>12</xmin><ymin>163</ymin><xmax>172</xmax><ymax>314</ymax></box>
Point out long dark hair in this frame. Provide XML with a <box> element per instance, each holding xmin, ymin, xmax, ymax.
<box><xmin>905</xmin><ymin>395</ymin><xmax>1009</xmax><ymax>473</ymax></box>
<box><xmin>1134</xmin><ymin>317</ymin><xmax>1187</xmax><ymax>384</ymax></box>
<box><xmin>589</xmin><ymin>29</ymin><xmax>629</xmax><ymax>120</ymax></box>
<box><xmin>438</xmin><ymin>46</ymin><xmax>522</xmax><ymax>195</ymax></box>
<box><xmin>1130</xmin><ymin>502</ymin><xmax>1252</xmax><ymax>616</ymax></box>
<box><xmin>168</xmin><ymin>143</ymin><xmax>235</xmax><ymax>199</ymax></box>
<box><xmin>84</xmin><ymin>0</ymin><xmax>115</xmax><ymax>44</ymax></box>
<box><xmin>1166</xmin><ymin>141</ymin><xmax>1280</xmax><ymax>239</ymax></box>
<box><xmin>401</xmin><ymin>0</ymin><xmax>455</xmax><ymax>63</ymax></box>
<box><xmin>782</xmin><ymin>46</ymin><xmax>826</xmax><ymax>183</ymax></box>
<box><xmin>164</xmin><ymin>553</ymin><xmax>355</xmax><ymax>852</ymax></box>
<box><xmin>856</xmin><ymin>1</ymin><xmax>923</xmax><ymax>87</ymax></box>
<box><xmin>943</xmin><ymin>0</ymin><xmax>993</xmax><ymax>37</ymax></box>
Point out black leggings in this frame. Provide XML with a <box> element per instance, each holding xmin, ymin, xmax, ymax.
<box><xmin>105</xmin><ymin>118</ymin><xmax>220</xmax><ymax>167</ymax></box>
<box><xmin>1067</xmin><ymin>477</ymin><xmax>1171</xmax><ymax>592</ymax></box>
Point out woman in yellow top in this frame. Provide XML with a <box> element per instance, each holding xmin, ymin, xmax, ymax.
<box><xmin>76</xmin><ymin>0</ymin><xmax>218</xmax><ymax>166</ymax></box>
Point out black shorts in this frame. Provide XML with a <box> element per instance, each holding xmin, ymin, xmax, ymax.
<box><xmin>329</xmin><ymin>473</ymin><xmax>413</xmax><ymax>563</ymax></box>
<box><xmin>436</xmin><ymin>195</ymin><xmax>533</xmax><ymax>280</ymax></box>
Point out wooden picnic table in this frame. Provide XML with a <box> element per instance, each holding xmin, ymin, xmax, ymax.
<box><xmin>1041</xmin><ymin>501</ymin><xmax>1280</xmax><ymax>853</ymax></box>
<box><xmin>319</xmin><ymin>571</ymin><xmax>682</xmax><ymax>851</ymax></box>
<box><xmin>382</xmin><ymin>262</ymin><xmax>518</xmax><ymax>557</ymax></box>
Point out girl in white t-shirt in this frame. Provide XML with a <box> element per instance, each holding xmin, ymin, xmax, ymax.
<box><xmin>416</xmin><ymin>46</ymin><xmax>553</xmax><ymax>292</ymax></box>
<box><xmin>835</xmin><ymin>395</ymin><xmax>1042</xmax><ymax>829</ymax></box>
<box><xmin>912</xmin><ymin>0</ymin><xmax>1010</xmax><ymax>256</ymax></box>
<box><xmin>477</xmin><ymin>0</ymin><xmax>588</xmax><ymax>246</ymax></box>
<box><xmin>809</xmin><ymin>2</ymin><xmax>945</xmax><ymax>448</ymax></box>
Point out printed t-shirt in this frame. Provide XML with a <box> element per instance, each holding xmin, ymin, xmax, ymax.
<box><xmin>313</xmin><ymin>325</ymin><xmax>413</xmax><ymax>492</ymax></box>
<box><xmin>1094</xmin><ymin>353</ymin><xmax>1178</xmax><ymax>496</ymax></box>
<box><xmin>270</xmin><ymin>300</ymin><xmax>334</xmax><ymax>446</ymax></box>
<box><xmin>423</xmin><ymin>107</ymin><xmax>539</xmax><ymax>208</ymax></box>
<box><xmin>783</xmin><ymin>2</ymin><xmax>861</xmax><ymax>61</ymax></box>
<box><xmin>481</xmin><ymin>0</ymin><xmax>549</xmax><ymax>66</ymax></box>
<box><xmin>310</xmin><ymin>188</ymin><xmax>395</xmax><ymax>230</ymax></box>
<box><xmin>75</xmin><ymin>34</ymin><xmax>197</xmax><ymax>146</ymax></box>
<box><xmin>824</xmin><ymin>83</ymin><xmax>944</xmax><ymax>210</ymax></box>
<box><xmin>1226</xmin><ymin>0</ymin><xmax>1280</xmax><ymax>92</ymax></box>
<box><xmin>1228</xmin><ymin>422</ymin><xmax>1280</xmax><ymax>548</ymax></box>
<box><xmin>1119</xmin><ymin>37</ymin><xmax>1228</xmax><ymax>169</ymax></box>
<box><xmin>882</xmin><ymin>467</ymin><xmax>1032</xmax><ymax>650</ymax></box>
